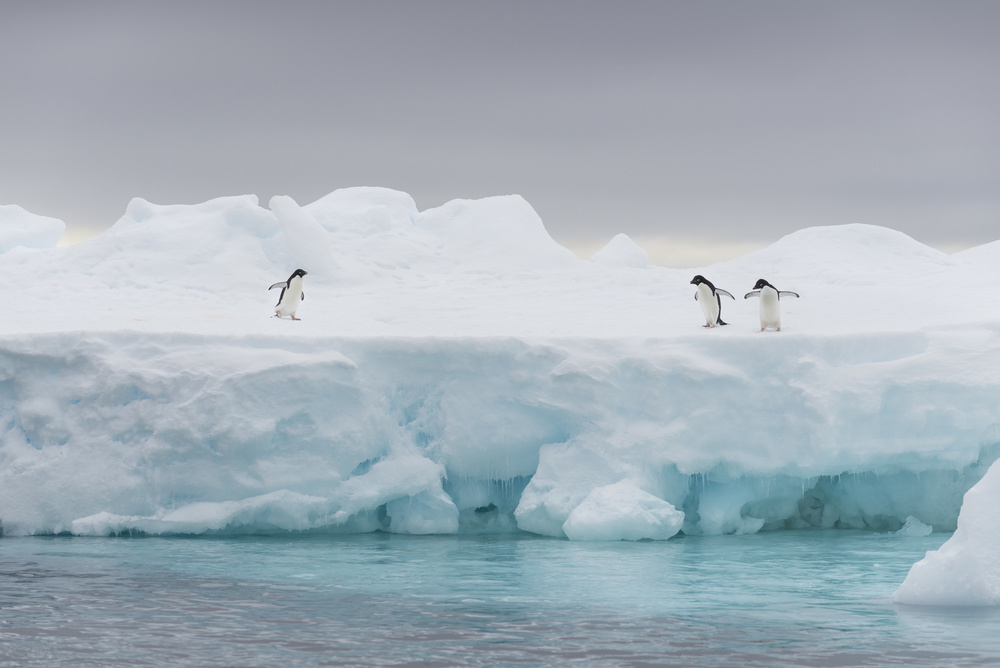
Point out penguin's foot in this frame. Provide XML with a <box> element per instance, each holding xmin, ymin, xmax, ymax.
<box><xmin>291</xmin><ymin>315</ymin><xmax>300</xmax><ymax>321</ymax></box>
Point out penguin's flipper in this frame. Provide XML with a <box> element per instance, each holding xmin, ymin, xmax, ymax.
<box><xmin>300</xmin><ymin>292</ymin><xmax>305</xmax><ymax>301</ymax></box>
<box><xmin>269</xmin><ymin>282</ymin><xmax>288</xmax><ymax>291</ymax></box>
<box><xmin>694</xmin><ymin>293</ymin><xmax>699</xmax><ymax>301</ymax></box>
<box><xmin>716</xmin><ymin>289</ymin><xmax>736</xmax><ymax>300</ymax></box>
<box><xmin>744</xmin><ymin>290</ymin><xmax>761</xmax><ymax>299</ymax></box>
<box><xmin>778</xmin><ymin>291</ymin><xmax>800</xmax><ymax>299</ymax></box>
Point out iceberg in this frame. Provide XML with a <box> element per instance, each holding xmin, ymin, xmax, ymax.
<box><xmin>1</xmin><ymin>187</ymin><xmax>999</xmax><ymax>563</ymax></box>
<box><xmin>893</xmin><ymin>459</ymin><xmax>1000</xmax><ymax>605</ymax></box>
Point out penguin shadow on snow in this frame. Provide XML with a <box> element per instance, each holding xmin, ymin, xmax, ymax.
<box><xmin>743</xmin><ymin>278</ymin><xmax>799</xmax><ymax>332</ymax></box>
<box><xmin>269</xmin><ymin>268</ymin><xmax>308</xmax><ymax>321</ymax></box>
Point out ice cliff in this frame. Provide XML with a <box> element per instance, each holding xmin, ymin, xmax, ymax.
<box><xmin>2</xmin><ymin>188</ymin><xmax>1000</xmax><ymax>560</ymax></box>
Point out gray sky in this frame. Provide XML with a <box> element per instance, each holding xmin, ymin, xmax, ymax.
<box><xmin>2</xmin><ymin>1</ymin><xmax>998</xmax><ymax>265</ymax></box>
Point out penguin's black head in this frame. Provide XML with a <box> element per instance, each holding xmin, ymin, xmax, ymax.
<box><xmin>752</xmin><ymin>278</ymin><xmax>770</xmax><ymax>290</ymax></box>
<box><xmin>292</xmin><ymin>269</ymin><xmax>307</xmax><ymax>278</ymax></box>
<box><xmin>690</xmin><ymin>275</ymin><xmax>706</xmax><ymax>286</ymax></box>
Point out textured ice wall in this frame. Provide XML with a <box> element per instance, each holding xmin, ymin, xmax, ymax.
<box><xmin>1</xmin><ymin>329</ymin><xmax>997</xmax><ymax>539</ymax></box>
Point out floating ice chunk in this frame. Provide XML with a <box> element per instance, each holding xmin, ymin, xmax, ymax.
<box><xmin>893</xmin><ymin>459</ymin><xmax>1000</xmax><ymax>605</ymax></box>
<box><xmin>0</xmin><ymin>205</ymin><xmax>65</xmax><ymax>253</ymax></box>
<box><xmin>591</xmin><ymin>233</ymin><xmax>649</xmax><ymax>268</ymax></box>
<box><xmin>894</xmin><ymin>516</ymin><xmax>933</xmax><ymax>537</ymax></box>
<box><xmin>385</xmin><ymin>489</ymin><xmax>460</xmax><ymax>535</ymax></box>
<box><xmin>70</xmin><ymin>490</ymin><xmax>329</xmax><ymax>536</ymax></box>
<box><xmin>70</xmin><ymin>511</ymin><xmax>138</xmax><ymax>536</ymax></box>
<box><xmin>2</xmin><ymin>190</ymin><xmax>1000</xmax><ymax>540</ymax></box>
<box><xmin>514</xmin><ymin>440</ymin><xmax>626</xmax><ymax>537</ymax></box>
<box><xmin>332</xmin><ymin>454</ymin><xmax>459</xmax><ymax>534</ymax></box>
<box><xmin>562</xmin><ymin>480</ymin><xmax>683</xmax><ymax>541</ymax></box>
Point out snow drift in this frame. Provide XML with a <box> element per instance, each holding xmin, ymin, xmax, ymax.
<box><xmin>2</xmin><ymin>188</ymin><xmax>1000</xmax><ymax>568</ymax></box>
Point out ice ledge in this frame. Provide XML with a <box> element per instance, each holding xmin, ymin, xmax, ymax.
<box><xmin>1</xmin><ymin>331</ymin><xmax>999</xmax><ymax>540</ymax></box>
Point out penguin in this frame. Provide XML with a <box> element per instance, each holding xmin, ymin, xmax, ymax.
<box><xmin>690</xmin><ymin>275</ymin><xmax>736</xmax><ymax>328</ymax></box>
<box><xmin>744</xmin><ymin>278</ymin><xmax>799</xmax><ymax>332</ymax></box>
<box><xmin>269</xmin><ymin>269</ymin><xmax>307</xmax><ymax>320</ymax></box>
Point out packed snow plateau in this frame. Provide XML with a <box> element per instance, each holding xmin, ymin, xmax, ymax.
<box><xmin>2</xmin><ymin>188</ymin><xmax>1000</xmax><ymax>571</ymax></box>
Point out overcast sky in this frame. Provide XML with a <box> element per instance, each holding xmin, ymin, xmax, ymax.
<box><xmin>2</xmin><ymin>1</ymin><xmax>998</xmax><ymax>265</ymax></box>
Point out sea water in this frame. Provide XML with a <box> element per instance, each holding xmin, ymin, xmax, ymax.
<box><xmin>2</xmin><ymin>531</ymin><xmax>999</xmax><ymax>667</ymax></box>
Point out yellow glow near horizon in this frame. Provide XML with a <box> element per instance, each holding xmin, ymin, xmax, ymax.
<box><xmin>567</xmin><ymin>236</ymin><xmax>979</xmax><ymax>269</ymax></box>
<box><xmin>567</xmin><ymin>237</ymin><xmax>768</xmax><ymax>269</ymax></box>
<box><xmin>51</xmin><ymin>224</ymin><xmax>979</xmax><ymax>269</ymax></box>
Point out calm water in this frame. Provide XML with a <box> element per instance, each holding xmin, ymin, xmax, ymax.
<box><xmin>2</xmin><ymin>531</ymin><xmax>999</xmax><ymax>667</ymax></box>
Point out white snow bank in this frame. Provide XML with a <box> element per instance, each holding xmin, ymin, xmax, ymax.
<box><xmin>2</xmin><ymin>189</ymin><xmax>1000</xmax><ymax>544</ymax></box>
<box><xmin>0</xmin><ymin>205</ymin><xmax>65</xmax><ymax>253</ymax></box>
<box><xmin>893</xmin><ymin>459</ymin><xmax>1000</xmax><ymax>606</ymax></box>
<box><xmin>591</xmin><ymin>233</ymin><xmax>649</xmax><ymax>268</ymax></box>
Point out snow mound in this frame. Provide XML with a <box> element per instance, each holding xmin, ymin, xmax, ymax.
<box><xmin>305</xmin><ymin>186</ymin><xmax>418</xmax><ymax>235</ymax></box>
<box><xmin>69</xmin><ymin>194</ymin><xmax>279</xmax><ymax>290</ymax></box>
<box><xmin>411</xmin><ymin>195</ymin><xmax>579</xmax><ymax>272</ymax></box>
<box><xmin>954</xmin><ymin>240</ymin><xmax>1000</xmax><ymax>275</ymax></box>
<box><xmin>893</xmin><ymin>459</ymin><xmax>1000</xmax><ymax>606</ymax></box>
<box><xmin>592</xmin><ymin>234</ymin><xmax>649</xmax><ymax>268</ymax></box>
<box><xmin>0</xmin><ymin>205</ymin><xmax>65</xmax><ymax>253</ymax></box>
<box><xmin>722</xmin><ymin>223</ymin><xmax>954</xmax><ymax>286</ymax></box>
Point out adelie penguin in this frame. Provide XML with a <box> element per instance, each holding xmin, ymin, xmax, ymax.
<box><xmin>744</xmin><ymin>278</ymin><xmax>799</xmax><ymax>332</ymax></box>
<box><xmin>690</xmin><ymin>275</ymin><xmax>735</xmax><ymax>328</ymax></box>
<box><xmin>269</xmin><ymin>269</ymin><xmax>307</xmax><ymax>320</ymax></box>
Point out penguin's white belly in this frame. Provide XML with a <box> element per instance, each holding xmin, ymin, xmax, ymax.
<box><xmin>276</xmin><ymin>278</ymin><xmax>303</xmax><ymax>316</ymax></box>
<box><xmin>696</xmin><ymin>284</ymin><xmax>720</xmax><ymax>326</ymax></box>
<box><xmin>759</xmin><ymin>288</ymin><xmax>781</xmax><ymax>328</ymax></box>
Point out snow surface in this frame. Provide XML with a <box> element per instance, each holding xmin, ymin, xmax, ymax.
<box><xmin>2</xmin><ymin>187</ymin><xmax>1000</xmax><ymax>570</ymax></box>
